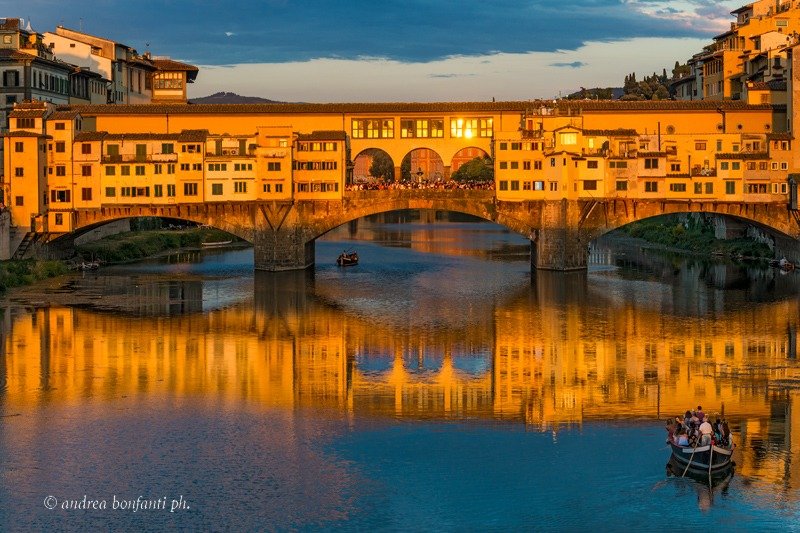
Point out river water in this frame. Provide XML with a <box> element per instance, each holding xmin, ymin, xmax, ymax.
<box><xmin>2</xmin><ymin>211</ymin><xmax>800</xmax><ymax>531</ymax></box>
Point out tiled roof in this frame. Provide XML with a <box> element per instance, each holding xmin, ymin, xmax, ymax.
<box><xmin>9</xmin><ymin>109</ymin><xmax>46</xmax><ymax>118</ymax></box>
<box><xmin>64</xmin><ymin>99</ymin><xmax>773</xmax><ymax>116</ymax></box>
<box><xmin>716</xmin><ymin>152</ymin><xmax>770</xmax><ymax>160</ymax></box>
<box><xmin>767</xmin><ymin>132</ymin><xmax>793</xmax><ymax>140</ymax></box>
<box><xmin>73</xmin><ymin>129</ymin><xmax>209</xmax><ymax>142</ymax></box>
<box><xmin>0</xmin><ymin>131</ymin><xmax>50</xmax><ymax>138</ymax></box>
<box><xmin>0</xmin><ymin>49</ymin><xmax>36</xmax><ymax>61</ymax></box>
<box><xmin>49</xmin><ymin>110</ymin><xmax>81</xmax><ymax>120</ymax></box>
<box><xmin>152</xmin><ymin>58</ymin><xmax>198</xmax><ymax>72</ymax></box>
<box><xmin>583</xmin><ymin>129</ymin><xmax>638</xmax><ymax>136</ymax></box>
<box><xmin>749</xmin><ymin>80</ymin><xmax>787</xmax><ymax>91</ymax></box>
<box><xmin>297</xmin><ymin>130</ymin><xmax>347</xmax><ymax>141</ymax></box>
<box><xmin>638</xmin><ymin>151</ymin><xmax>668</xmax><ymax>157</ymax></box>
<box><xmin>0</xmin><ymin>18</ymin><xmax>21</xmax><ymax>31</ymax></box>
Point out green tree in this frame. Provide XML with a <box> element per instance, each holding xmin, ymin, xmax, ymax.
<box><xmin>400</xmin><ymin>154</ymin><xmax>412</xmax><ymax>181</ymax></box>
<box><xmin>368</xmin><ymin>150</ymin><xmax>394</xmax><ymax>181</ymax></box>
<box><xmin>450</xmin><ymin>156</ymin><xmax>493</xmax><ymax>182</ymax></box>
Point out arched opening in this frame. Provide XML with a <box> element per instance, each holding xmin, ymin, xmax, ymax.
<box><xmin>400</xmin><ymin>148</ymin><xmax>444</xmax><ymax>183</ymax></box>
<box><xmin>352</xmin><ymin>148</ymin><xmax>395</xmax><ymax>185</ymax></box>
<box><xmin>450</xmin><ymin>147</ymin><xmax>493</xmax><ymax>183</ymax></box>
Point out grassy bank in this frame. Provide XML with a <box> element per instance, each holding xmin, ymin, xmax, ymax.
<box><xmin>618</xmin><ymin>215</ymin><xmax>772</xmax><ymax>259</ymax></box>
<box><xmin>75</xmin><ymin>227</ymin><xmax>241</xmax><ymax>264</ymax></box>
<box><xmin>0</xmin><ymin>259</ymin><xmax>69</xmax><ymax>294</ymax></box>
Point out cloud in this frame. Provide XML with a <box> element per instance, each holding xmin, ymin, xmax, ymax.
<box><xmin>550</xmin><ymin>61</ymin><xmax>586</xmax><ymax>68</ymax></box>
<box><xmin>25</xmin><ymin>0</ymin><xmax>737</xmax><ymax>65</ymax></box>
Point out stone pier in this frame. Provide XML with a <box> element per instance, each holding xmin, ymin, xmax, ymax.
<box><xmin>254</xmin><ymin>228</ymin><xmax>315</xmax><ymax>271</ymax></box>
<box><xmin>530</xmin><ymin>199</ymin><xmax>590</xmax><ymax>270</ymax></box>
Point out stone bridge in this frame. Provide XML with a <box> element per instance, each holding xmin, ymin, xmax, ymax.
<box><xmin>64</xmin><ymin>190</ymin><xmax>800</xmax><ymax>270</ymax></box>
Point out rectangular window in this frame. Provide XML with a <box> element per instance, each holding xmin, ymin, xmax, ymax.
<box><xmin>154</xmin><ymin>164</ymin><xmax>162</xmax><ymax>175</ymax></box>
<box><xmin>263</xmin><ymin>184</ymin><xmax>272</xmax><ymax>193</ymax></box>
<box><xmin>587</xmin><ymin>160</ymin><xmax>598</xmax><ymax>169</ymax></box>
<box><xmin>534</xmin><ymin>181</ymin><xmax>544</xmax><ymax>191</ymax></box>
<box><xmin>695</xmin><ymin>142</ymin><xmax>707</xmax><ymax>150</ymax></box>
<box><xmin>499</xmin><ymin>142</ymin><xmax>508</xmax><ymax>151</ymax></box>
<box><xmin>616</xmin><ymin>180</ymin><xmax>628</xmax><ymax>191</ymax></box>
<box><xmin>731</xmin><ymin>162</ymin><xmax>740</xmax><ymax>170</ymax></box>
<box><xmin>746</xmin><ymin>162</ymin><xmax>756</xmax><ymax>171</ymax></box>
<box><xmin>161</xmin><ymin>143</ymin><xmax>174</xmax><ymax>154</ymax></box>
<box><xmin>268</xmin><ymin>162</ymin><xmax>281</xmax><ymax>171</ymax></box>
<box><xmin>725</xmin><ymin>181</ymin><xmax>735</xmax><ymax>194</ymax></box>
<box><xmin>14</xmin><ymin>167</ymin><xmax>23</xmax><ymax>177</ymax></box>
<box><xmin>234</xmin><ymin>181</ymin><xmax>247</xmax><ymax>193</ymax></box>
<box><xmin>694</xmin><ymin>182</ymin><xmax>702</xmax><ymax>194</ymax></box>
<box><xmin>81</xmin><ymin>188</ymin><xmax>92</xmax><ymax>201</ymax></box>
<box><xmin>135</xmin><ymin>166</ymin><xmax>145</xmax><ymax>176</ymax></box>
<box><xmin>534</xmin><ymin>161</ymin><xmax>542</xmax><ymax>170</ymax></box>
<box><xmin>499</xmin><ymin>162</ymin><xmax>508</xmax><ymax>170</ymax></box>
<box><xmin>549</xmin><ymin>182</ymin><xmax>558</xmax><ymax>192</ymax></box>
<box><xmin>670</xmin><ymin>163</ymin><xmax>681</xmax><ymax>172</ymax></box>
<box><xmin>583</xmin><ymin>180</ymin><xmax>597</xmax><ymax>191</ymax></box>
<box><xmin>705</xmin><ymin>182</ymin><xmax>713</xmax><ymax>194</ymax></box>
<box><xmin>54</xmin><ymin>122</ymin><xmax>66</xmax><ymax>130</ymax></box>
<box><xmin>509</xmin><ymin>181</ymin><xmax>520</xmax><ymax>191</ymax></box>
<box><xmin>54</xmin><ymin>213</ymin><xmax>63</xmax><ymax>225</ymax></box>
<box><xmin>669</xmin><ymin>183</ymin><xmax>686</xmax><ymax>192</ymax></box>
<box><xmin>50</xmin><ymin>190</ymin><xmax>71</xmax><ymax>203</ymax></box>
<box><xmin>644</xmin><ymin>158</ymin><xmax>659</xmax><ymax>169</ymax></box>
<box><xmin>781</xmin><ymin>162</ymin><xmax>789</xmax><ymax>170</ymax></box>
<box><xmin>56</xmin><ymin>166</ymin><xmax>66</xmax><ymax>177</ymax></box>
<box><xmin>510</xmin><ymin>162</ymin><xmax>519</xmax><ymax>170</ymax></box>
<box><xmin>559</xmin><ymin>132</ymin><xmax>577</xmax><ymax>145</ymax></box>
<box><xmin>499</xmin><ymin>181</ymin><xmax>508</xmax><ymax>191</ymax></box>
<box><xmin>81</xmin><ymin>143</ymin><xmax>91</xmax><ymax>155</ymax></box>
<box><xmin>211</xmin><ymin>183</ymin><xmax>223</xmax><ymax>195</ymax></box>
<box><xmin>105</xmin><ymin>187</ymin><xmax>116</xmax><ymax>197</ymax></box>
<box><xmin>15</xmin><ymin>196</ymin><xmax>23</xmax><ymax>206</ymax></box>
<box><xmin>167</xmin><ymin>184</ymin><xmax>176</xmax><ymax>197</ymax></box>
<box><xmin>105</xmin><ymin>166</ymin><xmax>116</xmax><ymax>176</ymax></box>
<box><xmin>276</xmin><ymin>184</ymin><xmax>283</xmax><ymax>193</ymax></box>
<box><xmin>511</xmin><ymin>142</ymin><xmax>522</xmax><ymax>151</ymax></box>
<box><xmin>55</xmin><ymin>141</ymin><xmax>65</xmax><ymax>153</ymax></box>
<box><xmin>184</xmin><ymin>183</ymin><xmax>198</xmax><ymax>196</ymax></box>
<box><xmin>154</xmin><ymin>185</ymin><xmax>163</xmax><ymax>197</ymax></box>
<box><xmin>121</xmin><ymin>166</ymin><xmax>130</xmax><ymax>176</ymax></box>
<box><xmin>720</xmin><ymin>162</ymin><xmax>729</xmax><ymax>170</ymax></box>
<box><xmin>523</xmin><ymin>161</ymin><xmax>531</xmax><ymax>170</ymax></box>
<box><xmin>14</xmin><ymin>141</ymin><xmax>23</xmax><ymax>152</ymax></box>
<box><xmin>644</xmin><ymin>181</ymin><xmax>658</xmax><ymax>192</ymax></box>
<box><xmin>167</xmin><ymin>164</ymin><xmax>175</xmax><ymax>175</ymax></box>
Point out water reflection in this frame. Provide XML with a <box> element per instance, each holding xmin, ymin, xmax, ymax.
<box><xmin>2</xmin><ymin>214</ymin><xmax>800</xmax><ymax>521</ymax></box>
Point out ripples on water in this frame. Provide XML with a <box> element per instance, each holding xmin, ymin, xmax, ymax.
<box><xmin>2</xmin><ymin>212</ymin><xmax>800</xmax><ymax>530</ymax></box>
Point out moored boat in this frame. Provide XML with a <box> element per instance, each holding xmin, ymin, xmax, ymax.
<box><xmin>336</xmin><ymin>251</ymin><xmax>358</xmax><ymax>266</ymax></box>
<box><xmin>202</xmin><ymin>240</ymin><xmax>233</xmax><ymax>248</ymax></box>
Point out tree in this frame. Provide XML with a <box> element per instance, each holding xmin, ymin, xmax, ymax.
<box><xmin>450</xmin><ymin>156</ymin><xmax>493</xmax><ymax>182</ymax></box>
<box><xmin>368</xmin><ymin>150</ymin><xmax>394</xmax><ymax>181</ymax></box>
<box><xmin>400</xmin><ymin>154</ymin><xmax>412</xmax><ymax>181</ymax></box>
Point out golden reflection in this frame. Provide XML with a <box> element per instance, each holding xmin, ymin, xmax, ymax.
<box><xmin>2</xmin><ymin>270</ymin><xmax>800</xmax><ymax>491</ymax></box>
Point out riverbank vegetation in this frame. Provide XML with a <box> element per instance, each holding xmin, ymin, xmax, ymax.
<box><xmin>0</xmin><ymin>259</ymin><xmax>69</xmax><ymax>294</ymax></box>
<box><xmin>617</xmin><ymin>215</ymin><xmax>772</xmax><ymax>259</ymax></box>
<box><xmin>75</xmin><ymin>225</ymin><xmax>240</xmax><ymax>264</ymax></box>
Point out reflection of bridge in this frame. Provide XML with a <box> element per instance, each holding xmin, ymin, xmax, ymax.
<box><xmin>69</xmin><ymin>190</ymin><xmax>799</xmax><ymax>270</ymax></box>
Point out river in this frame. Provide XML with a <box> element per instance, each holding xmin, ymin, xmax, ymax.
<box><xmin>2</xmin><ymin>211</ymin><xmax>800</xmax><ymax>530</ymax></box>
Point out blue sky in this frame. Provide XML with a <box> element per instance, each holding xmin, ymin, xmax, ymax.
<box><xmin>7</xmin><ymin>0</ymin><xmax>740</xmax><ymax>101</ymax></box>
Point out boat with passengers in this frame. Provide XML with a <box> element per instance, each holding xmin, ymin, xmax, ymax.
<box><xmin>666</xmin><ymin>407</ymin><xmax>735</xmax><ymax>477</ymax></box>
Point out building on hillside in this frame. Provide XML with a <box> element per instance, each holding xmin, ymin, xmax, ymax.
<box><xmin>46</xmin><ymin>26</ymin><xmax>155</xmax><ymax>104</ymax></box>
<box><xmin>151</xmin><ymin>57</ymin><xmax>199</xmax><ymax>103</ymax></box>
<box><xmin>0</xmin><ymin>18</ymin><xmax>73</xmax><ymax>129</ymax></box>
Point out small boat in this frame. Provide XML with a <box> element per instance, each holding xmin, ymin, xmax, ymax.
<box><xmin>336</xmin><ymin>250</ymin><xmax>358</xmax><ymax>266</ymax></box>
<box><xmin>78</xmin><ymin>260</ymin><xmax>100</xmax><ymax>271</ymax></box>
<box><xmin>669</xmin><ymin>441</ymin><xmax>734</xmax><ymax>476</ymax></box>
<box><xmin>202</xmin><ymin>240</ymin><xmax>233</xmax><ymax>248</ymax></box>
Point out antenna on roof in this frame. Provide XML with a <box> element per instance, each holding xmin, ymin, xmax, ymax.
<box><xmin>79</xmin><ymin>18</ymin><xmax>83</xmax><ymax>32</ymax></box>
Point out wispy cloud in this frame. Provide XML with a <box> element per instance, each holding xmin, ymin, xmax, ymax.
<box><xmin>550</xmin><ymin>61</ymin><xmax>586</xmax><ymax>68</ymax></box>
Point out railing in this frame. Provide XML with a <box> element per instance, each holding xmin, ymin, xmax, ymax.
<box><xmin>691</xmin><ymin>166</ymin><xmax>717</xmax><ymax>177</ymax></box>
<box><xmin>101</xmin><ymin>153</ymin><xmax>178</xmax><ymax>163</ymax></box>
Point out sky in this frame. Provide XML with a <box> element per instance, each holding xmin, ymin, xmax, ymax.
<box><xmin>6</xmin><ymin>0</ymin><xmax>741</xmax><ymax>102</ymax></box>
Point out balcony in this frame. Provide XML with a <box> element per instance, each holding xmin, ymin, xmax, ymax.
<box><xmin>691</xmin><ymin>166</ymin><xmax>717</xmax><ymax>177</ymax></box>
<box><xmin>102</xmin><ymin>153</ymin><xmax>178</xmax><ymax>163</ymax></box>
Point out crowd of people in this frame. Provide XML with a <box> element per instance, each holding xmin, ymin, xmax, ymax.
<box><xmin>666</xmin><ymin>405</ymin><xmax>731</xmax><ymax>448</ymax></box>
<box><xmin>345</xmin><ymin>179</ymin><xmax>494</xmax><ymax>191</ymax></box>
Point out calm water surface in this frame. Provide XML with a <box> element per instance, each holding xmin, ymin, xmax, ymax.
<box><xmin>2</xmin><ymin>212</ymin><xmax>800</xmax><ymax>531</ymax></box>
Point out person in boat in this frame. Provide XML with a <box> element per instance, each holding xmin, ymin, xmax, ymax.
<box><xmin>675</xmin><ymin>427</ymin><xmax>690</xmax><ymax>446</ymax></box>
<box><xmin>698</xmin><ymin>419</ymin><xmax>714</xmax><ymax>446</ymax></box>
<box><xmin>695</xmin><ymin>405</ymin><xmax>705</xmax><ymax>423</ymax></box>
<box><xmin>683</xmin><ymin>410</ymin><xmax>693</xmax><ymax>429</ymax></box>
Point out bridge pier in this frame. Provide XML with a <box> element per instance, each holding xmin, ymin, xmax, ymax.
<box><xmin>254</xmin><ymin>229</ymin><xmax>315</xmax><ymax>271</ymax></box>
<box><xmin>530</xmin><ymin>199</ymin><xmax>589</xmax><ymax>271</ymax></box>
